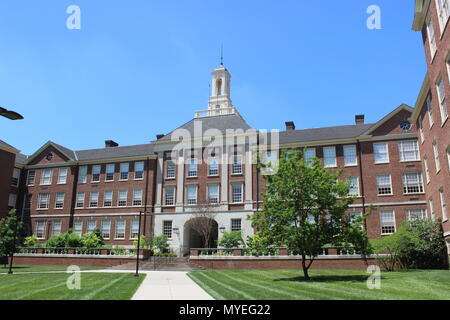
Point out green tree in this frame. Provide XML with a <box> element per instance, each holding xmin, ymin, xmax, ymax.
<box><xmin>252</xmin><ymin>149</ymin><xmax>371</xmax><ymax>280</ymax></box>
<box><xmin>218</xmin><ymin>231</ymin><xmax>244</xmax><ymax>248</ymax></box>
<box><xmin>0</xmin><ymin>209</ymin><xmax>22</xmax><ymax>268</ymax></box>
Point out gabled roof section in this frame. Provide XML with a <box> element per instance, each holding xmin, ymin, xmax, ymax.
<box><xmin>0</xmin><ymin>139</ymin><xmax>20</xmax><ymax>154</ymax></box>
<box><xmin>157</xmin><ymin>113</ymin><xmax>253</xmax><ymax>142</ymax></box>
<box><xmin>26</xmin><ymin>141</ymin><xmax>76</xmax><ymax>164</ymax></box>
<box><xmin>15</xmin><ymin>153</ymin><xmax>28</xmax><ymax>165</ymax></box>
<box><xmin>361</xmin><ymin>104</ymin><xmax>414</xmax><ymax>136</ymax></box>
<box><xmin>279</xmin><ymin>123</ymin><xmax>374</xmax><ymax>145</ymax></box>
<box><xmin>76</xmin><ymin>144</ymin><xmax>154</xmax><ymax>161</ymax></box>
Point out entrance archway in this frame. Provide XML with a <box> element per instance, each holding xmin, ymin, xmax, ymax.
<box><xmin>183</xmin><ymin>217</ymin><xmax>218</xmax><ymax>255</ymax></box>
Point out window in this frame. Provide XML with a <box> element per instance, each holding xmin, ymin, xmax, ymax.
<box><xmin>447</xmin><ymin>147</ymin><xmax>450</xmax><ymax>171</ymax></box>
<box><xmin>55</xmin><ymin>192</ymin><xmax>65</xmax><ymax>209</ymax></box>
<box><xmin>11</xmin><ymin>168</ymin><xmax>20</xmax><ymax>187</ymax></box>
<box><xmin>231</xmin><ymin>219</ymin><xmax>242</xmax><ymax>232</ymax></box>
<box><xmin>373</xmin><ymin>143</ymin><xmax>389</xmax><ymax>163</ymax></box>
<box><xmin>76</xmin><ymin>192</ymin><xmax>85</xmax><ymax>208</ymax></box>
<box><xmin>208</xmin><ymin>157</ymin><xmax>219</xmax><ymax>176</ymax></box>
<box><xmin>133</xmin><ymin>189</ymin><xmax>143</xmax><ymax>206</ymax></box>
<box><xmin>407</xmin><ymin>209</ymin><xmax>427</xmax><ymax>221</ymax></box>
<box><xmin>430</xmin><ymin>198</ymin><xmax>436</xmax><ymax>219</ymax></box>
<box><xmin>164</xmin><ymin>187</ymin><xmax>175</xmax><ymax>206</ymax></box>
<box><xmin>380</xmin><ymin>210</ymin><xmax>396</xmax><ymax>234</ymax></box>
<box><xmin>24</xmin><ymin>194</ymin><xmax>32</xmax><ymax>210</ymax></box>
<box><xmin>402</xmin><ymin>173</ymin><xmax>424</xmax><ymax>194</ymax></box>
<box><xmin>186</xmin><ymin>185</ymin><xmax>198</xmax><ymax>205</ymax></box>
<box><xmin>344</xmin><ymin>145</ymin><xmax>357</xmax><ymax>166</ymax></box>
<box><xmin>376</xmin><ymin>175</ymin><xmax>392</xmax><ymax>195</ymax></box>
<box><xmin>426</xmin><ymin>18</ymin><xmax>437</xmax><ymax>58</ymax></box>
<box><xmin>419</xmin><ymin>116</ymin><xmax>425</xmax><ymax>143</ymax></box>
<box><xmin>74</xmin><ymin>221</ymin><xmax>83</xmax><ymax>236</ymax></box>
<box><xmin>57</xmin><ymin>168</ymin><xmax>68</xmax><ymax>184</ymax></box>
<box><xmin>424</xmin><ymin>157</ymin><xmax>431</xmax><ymax>184</ymax></box>
<box><xmin>115</xmin><ymin>220</ymin><xmax>126</xmax><ymax>239</ymax></box>
<box><xmin>27</xmin><ymin>170</ymin><xmax>36</xmax><ymax>186</ymax></box>
<box><xmin>52</xmin><ymin>220</ymin><xmax>62</xmax><ymax>236</ymax></box>
<box><xmin>101</xmin><ymin>220</ymin><xmax>111</xmax><ymax>239</ymax></box>
<box><xmin>120</xmin><ymin>163</ymin><xmax>129</xmax><ymax>180</ymax></box>
<box><xmin>426</xmin><ymin>94</ymin><xmax>434</xmax><ymax>127</ymax></box>
<box><xmin>135</xmin><ymin>161</ymin><xmax>144</xmax><ymax>180</ymax></box>
<box><xmin>78</xmin><ymin>166</ymin><xmax>87</xmax><ymax>184</ymax></box>
<box><xmin>349</xmin><ymin>212</ymin><xmax>363</xmax><ymax>226</ymax></box>
<box><xmin>92</xmin><ymin>165</ymin><xmax>101</xmax><ymax>182</ymax></box>
<box><xmin>323</xmin><ymin>147</ymin><xmax>337</xmax><ymax>167</ymax></box>
<box><xmin>262</xmin><ymin>150</ymin><xmax>278</xmax><ymax>175</ymax></box>
<box><xmin>87</xmin><ymin>220</ymin><xmax>97</xmax><ymax>233</ymax></box>
<box><xmin>208</xmin><ymin>184</ymin><xmax>219</xmax><ymax>203</ymax></box>
<box><xmin>38</xmin><ymin>193</ymin><xmax>50</xmax><ymax>209</ymax></box>
<box><xmin>187</xmin><ymin>159</ymin><xmax>198</xmax><ymax>177</ymax></box>
<box><xmin>163</xmin><ymin>221</ymin><xmax>173</xmax><ymax>238</ymax></box>
<box><xmin>348</xmin><ymin>176</ymin><xmax>360</xmax><ymax>196</ymax></box>
<box><xmin>106</xmin><ymin>164</ymin><xmax>115</xmax><ymax>181</ymax></box>
<box><xmin>89</xmin><ymin>192</ymin><xmax>99</xmax><ymax>208</ymax></box>
<box><xmin>433</xmin><ymin>141</ymin><xmax>441</xmax><ymax>172</ymax></box>
<box><xmin>40</xmin><ymin>169</ymin><xmax>53</xmax><ymax>185</ymax></box>
<box><xmin>103</xmin><ymin>191</ymin><xmax>113</xmax><ymax>207</ymax></box>
<box><xmin>436</xmin><ymin>0</ymin><xmax>450</xmax><ymax>31</ymax></box>
<box><xmin>398</xmin><ymin>141</ymin><xmax>420</xmax><ymax>162</ymax></box>
<box><xmin>131</xmin><ymin>219</ymin><xmax>139</xmax><ymax>239</ymax></box>
<box><xmin>118</xmin><ymin>190</ymin><xmax>128</xmax><ymax>207</ymax></box>
<box><xmin>436</xmin><ymin>76</ymin><xmax>449</xmax><ymax>123</ymax></box>
<box><xmin>166</xmin><ymin>161</ymin><xmax>176</xmax><ymax>179</ymax></box>
<box><xmin>231</xmin><ymin>183</ymin><xmax>243</xmax><ymax>203</ymax></box>
<box><xmin>8</xmin><ymin>194</ymin><xmax>17</xmax><ymax>208</ymax></box>
<box><xmin>304</xmin><ymin>148</ymin><xmax>316</xmax><ymax>166</ymax></box>
<box><xmin>232</xmin><ymin>155</ymin><xmax>243</xmax><ymax>174</ymax></box>
<box><xmin>35</xmin><ymin>221</ymin><xmax>46</xmax><ymax>239</ymax></box>
<box><xmin>439</xmin><ymin>188</ymin><xmax>448</xmax><ymax>220</ymax></box>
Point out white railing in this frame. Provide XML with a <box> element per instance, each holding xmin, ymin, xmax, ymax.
<box><xmin>194</xmin><ymin>107</ymin><xmax>236</xmax><ymax>118</ymax></box>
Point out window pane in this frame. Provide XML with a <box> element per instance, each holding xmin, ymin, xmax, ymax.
<box><xmin>323</xmin><ymin>147</ymin><xmax>336</xmax><ymax>167</ymax></box>
<box><xmin>163</xmin><ymin>221</ymin><xmax>172</xmax><ymax>238</ymax></box>
<box><xmin>344</xmin><ymin>145</ymin><xmax>357</xmax><ymax>166</ymax></box>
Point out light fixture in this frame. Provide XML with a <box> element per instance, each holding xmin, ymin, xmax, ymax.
<box><xmin>0</xmin><ymin>106</ymin><xmax>23</xmax><ymax>120</ymax></box>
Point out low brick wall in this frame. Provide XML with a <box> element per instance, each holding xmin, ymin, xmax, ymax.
<box><xmin>9</xmin><ymin>254</ymin><xmax>141</xmax><ymax>268</ymax></box>
<box><xmin>189</xmin><ymin>255</ymin><xmax>377</xmax><ymax>270</ymax></box>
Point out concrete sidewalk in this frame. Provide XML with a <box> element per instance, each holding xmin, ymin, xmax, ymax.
<box><xmin>132</xmin><ymin>271</ymin><xmax>213</xmax><ymax>300</ymax></box>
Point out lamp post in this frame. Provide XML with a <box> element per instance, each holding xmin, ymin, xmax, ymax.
<box><xmin>135</xmin><ymin>211</ymin><xmax>144</xmax><ymax>277</ymax></box>
<box><xmin>0</xmin><ymin>107</ymin><xmax>23</xmax><ymax>120</ymax></box>
<box><xmin>8</xmin><ymin>211</ymin><xmax>20</xmax><ymax>274</ymax></box>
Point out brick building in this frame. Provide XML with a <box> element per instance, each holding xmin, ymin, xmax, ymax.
<box><xmin>412</xmin><ymin>0</ymin><xmax>450</xmax><ymax>251</ymax></box>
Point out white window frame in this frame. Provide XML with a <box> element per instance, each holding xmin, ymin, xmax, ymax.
<box><xmin>407</xmin><ymin>209</ymin><xmax>427</xmax><ymax>221</ymax></box>
<box><xmin>119</xmin><ymin>163</ymin><xmax>129</xmax><ymax>181</ymax></box>
<box><xmin>92</xmin><ymin>165</ymin><xmax>101</xmax><ymax>183</ymax></box>
<box><xmin>426</xmin><ymin>94</ymin><xmax>434</xmax><ymax>128</ymax></box>
<box><xmin>424</xmin><ymin>157</ymin><xmax>431</xmax><ymax>184</ymax></box>
<box><xmin>398</xmin><ymin>140</ymin><xmax>420</xmax><ymax>162</ymax></box>
<box><xmin>74</xmin><ymin>221</ymin><xmax>83</xmax><ymax>236</ymax></box>
<box><xmin>101</xmin><ymin>220</ymin><xmax>111</xmax><ymax>239</ymax></box>
<box><xmin>208</xmin><ymin>157</ymin><xmax>219</xmax><ymax>176</ymax></box>
<box><xmin>376</xmin><ymin>174</ymin><xmax>393</xmax><ymax>196</ymax></box>
<box><xmin>373</xmin><ymin>143</ymin><xmax>389</xmax><ymax>164</ymax></box>
<box><xmin>87</xmin><ymin>220</ymin><xmax>97</xmax><ymax>233</ymax></box>
<box><xmin>323</xmin><ymin>147</ymin><xmax>337</xmax><ymax>168</ymax></box>
<box><xmin>52</xmin><ymin>220</ymin><xmax>62</xmax><ymax>236</ymax></box>
<box><xmin>187</xmin><ymin>158</ymin><xmax>198</xmax><ymax>177</ymax></box>
<box><xmin>439</xmin><ymin>188</ymin><xmax>448</xmax><ymax>221</ymax></box>
<box><xmin>208</xmin><ymin>184</ymin><xmax>219</xmax><ymax>204</ymax></box>
<box><xmin>163</xmin><ymin>220</ymin><xmax>173</xmax><ymax>239</ymax></box>
<box><xmin>447</xmin><ymin>147</ymin><xmax>450</xmax><ymax>171</ymax></box>
<box><xmin>105</xmin><ymin>164</ymin><xmax>115</xmax><ymax>181</ymax></box>
<box><xmin>164</xmin><ymin>186</ymin><xmax>176</xmax><ymax>206</ymax></box>
<box><xmin>435</xmin><ymin>0</ymin><xmax>450</xmax><ymax>33</ymax></box>
<box><xmin>78</xmin><ymin>166</ymin><xmax>88</xmax><ymax>184</ymax></box>
<box><xmin>165</xmin><ymin>160</ymin><xmax>176</xmax><ymax>179</ymax></box>
<box><xmin>231</xmin><ymin>155</ymin><xmax>243</xmax><ymax>174</ymax></box>
<box><xmin>304</xmin><ymin>148</ymin><xmax>316</xmax><ymax>166</ymax></box>
<box><xmin>35</xmin><ymin>221</ymin><xmax>46</xmax><ymax>239</ymax></box>
<box><xmin>380</xmin><ymin>210</ymin><xmax>396</xmax><ymax>235</ymax></box>
<box><xmin>131</xmin><ymin>219</ymin><xmax>139</xmax><ymax>239</ymax></box>
<box><xmin>11</xmin><ymin>168</ymin><xmax>20</xmax><ymax>187</ymax></box>
<box><xmin>436</xmin><ymin>76</ymin><xmax>449</xmax><ymax>125</ymax></box>
<box><xmin>40</xmin><ymin>169</ymin><xmax>53</xmax><ymax>185</ymax></box>
<box><xmin>186</xmin><ymin>185</ymin><xmax>198</xmax><ymax>205</ymax></box>
<box><xmin>89</xmin><ymin>191</ymin><xmax>99</xmax><ymax>208</ymax></box>
<box><xmin>103</xmin><ymin>191</ymin><xmax>113</xmax><ymax>207</ymax></box>
<box><xmin>348</xmin><ymin>176</ymin><xmax>360</xmax><ymax>196</ymax></box>
<box><xmin>133</xmin><ymin>189</ymin><xmax>143</xmax><ymax>206</ymax></box>
<box><xmin>55</xmin><ymin>192</ymin><xmax>65</xmax><ymax>209</ymax></box>
<box><xmin>76</xmin><ymin>192</ymin><xmax>85</xmax><ymax>208</ymax></box>
<box><xmin>419</xmin><ymin>116</ymin><xmax>425</xmax><ymax>143</ymax></box>
<box><xmin>231</xmin><ymin>183</ymin><xmax>244</xmax><ymax>203</ymax></box>
<box><xmin>402</xmin><ymin>173</ymin><xmax>425</xmax><ymax>194</ymax></box>
<box><xmin>343</xmin><ymin>145</ymin><xmax>357</xmax><ymax>166</ymax></box>
<box><xmin>429</xmin><ymin>198</ymin><xmax>436</xmax><ymax>219</ymax></box>
<box><xmin>426</xmin><ymin>17</ymin><xmax>437</xmax><ymax>59</ymax></box>
<box><xmin>231</xmin><ymin>218</ymin><xmax>242</xmax><ymax>232</ymax></box>
<box><xmin>57</xmin><ymin>168</ymin><xmax>68</xmax><ymax>184</ymax></box>
<box><xmin>37</xmin><ymin>193</ymin><xmax>50</xmax><ymax>210</ymax></box>
<box><xmin>115</xmin><ymin>220</ymin><xmax>126</xmax><ymax>240</ymax></box>
<box><xmin>433</xmin><ymin>141</ymin><xmax>442</xmax><ymax>172</ymax></box>
<box><xmin>26</xmin><ymin>170</ymin><xmax>36</xmax><ymax>186</ymax></box>
<box><xmin>118</xmin><ymin>190</ymin><xmax>128</xmax><ymax>207</ymax></box>
<box><xmin>8</xmin><ymin>194</ymin><xmax>17</xmax><ymax>208</ymax></box>
<box><xmin>134</xmin><ymin>161</ymin><xmax>144</xmax><ymax>180</ymax></box>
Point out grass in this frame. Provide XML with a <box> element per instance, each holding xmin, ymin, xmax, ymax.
<box><xmin>188</xmin><ymin>269</ymin><xmax>450</xmax><ymax>300</ymax></box>
<box><xmin>0</xmin><ymin>272</ymin><xmax>145</xmax><ymax>300</ymax></box>
<box><xmin>0</xmin><ymin>264</ymin><xmax>103</xmax><ymax>273</ymax></box>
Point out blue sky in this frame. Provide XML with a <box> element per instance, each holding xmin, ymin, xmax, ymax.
<box><xmin>0</xmin><ymin>1</ymin><xmax>426</xmax><ymax>155</ymax></box>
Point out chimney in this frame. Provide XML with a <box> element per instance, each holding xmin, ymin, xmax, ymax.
<box><xmin>156</xmin><ymin>134</ymin><xmax>165</xmax><ymax>140</ymax></box>
<box><xmin>355</xmin><ymin>115</ymin><xmax>365</xmax><ymax>125</ymax></box>
<box><xmin>105</xmin><ymin>140</ymin><xmax>119</xmax><ymax>148</ymax></box>
<box><xmin>285</xmin><ymin>121</ymin><xmax>296</xmax><ymax>131</ymax></box>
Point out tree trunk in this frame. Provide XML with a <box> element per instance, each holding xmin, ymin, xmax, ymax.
<box><xmin>301</xmin><ymin>254</ymin><xmax>311</xmax><ymax>280</ymax></box>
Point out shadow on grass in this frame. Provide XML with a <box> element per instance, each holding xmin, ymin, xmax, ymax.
<box><xmin>274</xmin><ymin>275</ymin><xmax>385</xmax><ymax>283</ymax></box>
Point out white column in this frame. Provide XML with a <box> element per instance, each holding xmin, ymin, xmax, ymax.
<box><xmin>221</xmin><ymin>148</ymin><xmax>228</xmax><ymax>206</ymax></box>
<box><xmin>154</xmin><ymin>153</ymin><xmax>164</xmax><ymax>213</ymax></box>
<box><xmin>244</xmin><ymin>148</ymin><xmax>253</xmax><ymax>210</ymax></box>
<box><xmin>176</xmin><ymin>151</ymin><xmax>185</xmax><ymax>213</ymax></box>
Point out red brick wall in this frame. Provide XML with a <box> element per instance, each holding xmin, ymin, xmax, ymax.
<box><xmin>0</xmin><ymin>149</ymin><xmax>15</xmax><ymax>219</ymax></box>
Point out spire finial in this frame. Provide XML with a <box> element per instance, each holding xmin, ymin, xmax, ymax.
<box><xmin>220</xmin><ymin>45</ymin><xmax>223</xmax><ymax>66</ymax></box>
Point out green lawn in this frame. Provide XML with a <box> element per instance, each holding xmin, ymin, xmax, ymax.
<box><xmin>0</xmin><ymin>272</ymin><xmax>145</xmax><ymax>300</ymax></box>
<box><xmin>188</xmin><ymin>269</ymin><xmax>450</xmax><ymax>300</ymax></box>
<box><xmin>0</xmin><ymin>264</ymin><xmax>102</xmax><ymax>273</ymax></box>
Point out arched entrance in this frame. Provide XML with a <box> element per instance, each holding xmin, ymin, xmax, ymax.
<box><xmin>183</xmin><ymin>217</ymin><xmax>218</xmax><ymax>255</ymax></box>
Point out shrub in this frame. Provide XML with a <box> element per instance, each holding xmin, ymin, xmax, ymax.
<box><xmin>81</xmin><ymin>232</ymin><xmax>104</xmax><ymax>248</ymax></box>
<box><xmin>133</xmin><ymin>235</ymin><xmax>154</xmax><ymax>250</ymax></box>
<box><xmin>153</xmin><ymin>235</ymin><xmax>170</xmax><ymax>253</ymax></box>
<box><xmin>218</xmin><ymin>231</ymin><xmax>244</xmax><ymax>248</ymax></box>
<box><xmin>23</xmin><ymin>235</ymin><xmax>40</xmax><ymax>248</ymax></box>
<box><xmin>45</xmin><ymin>231</ymin><xmax>83</xmax><ymax>248</ymax></box>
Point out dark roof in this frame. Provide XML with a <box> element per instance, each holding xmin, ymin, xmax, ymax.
<box><xmin>51</xmin><ymin>141</ymin><xmax>77</xmax><ymax>160</ymax></box>
<box><xmin>75</xmin><ymin>144</ymin><xmax>154</xmax><ymax>161</ymax></box>
<box><xmin>15</xmin><ymin>153</ymin><xmax>28</xmax><ymax>164</ymax></box>
<box><xmin>158</xmin><ymin>113</ymin><xmax>253</xmax><ymax>141</ymax></box>
<box><xmin>279</xmin><ymin>123</ymin><xmax>374</xmax><ymax>144</ymax></box>
<box><xmin>0</xmin><ymin>139</ymin><xmax>18</xmax><ymax>152</ymax></box>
